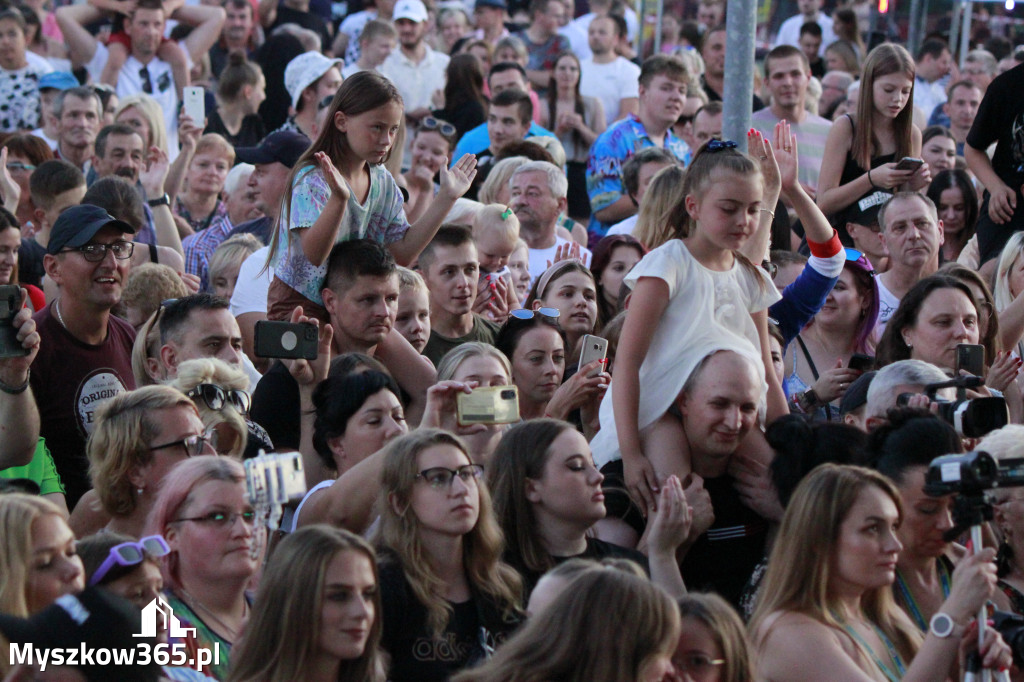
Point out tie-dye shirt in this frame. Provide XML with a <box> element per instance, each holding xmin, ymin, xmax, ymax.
<box><xmin>269</xmin><ymin>163</ymin><xmax>408</xmax><ymax>305</ymax></box>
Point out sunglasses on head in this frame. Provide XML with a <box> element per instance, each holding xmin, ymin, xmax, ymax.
<box><xmin>187</xmin><ymin>383</ymin><xmax>251</xmax><ymax>414</ymax></box>
<box><xmin>419</xmin><ymin>116</ymin><xmax>457</xmax><ymax>139</ymax></box>
<box><xmin>89</xmin><ymin>535</ymin><xmax>170</xmax><ymax>586</ymax></box>
<box><xmin>844</xmin><ymin>247</ymin><xmax>876</xmax><ymax>274</ymax></box>
<box><xmin>509</xmin><ymin>307</ymin><xmax>560</xmax><ymax>320</ymax></box>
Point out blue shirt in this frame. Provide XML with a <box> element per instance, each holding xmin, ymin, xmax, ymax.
<box><xmin>586</xmin><ymin>114</ymin><xmax>691</xmax><ymax>243</ymax></box>
<box><xmin>452</xmin><ymin>121</ymin><xmax>557</xmax><ymax>163</ymax></box>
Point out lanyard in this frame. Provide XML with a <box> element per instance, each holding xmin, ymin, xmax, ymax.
<box><xmin>831</xmin><ymin>610</ymin><xmax>907</xmax><ymax>682</ymax></box>
<box><xmin>894</xmin><ymin>560</ymin><xmax>951</xmax><ymax>631</ymax></box>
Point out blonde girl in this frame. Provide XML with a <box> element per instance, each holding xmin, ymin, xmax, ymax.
<box><xmin>266</xmin><ymin>71</ymin><xmax>478</xmax><ymax>324</ymax></box>
<box><xmin>631</xmin><ymin>165</ymin><xmax>688</xmax><ymax>250</ymax></box>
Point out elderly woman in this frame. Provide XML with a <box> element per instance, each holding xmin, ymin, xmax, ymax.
<box><xmin>68</xmin><ymin>385</ymin><xmax>215</xmax><ymax>538</ymax></box>
<box><xmin>174</xmin><ymin>134</ymin><xmax>233</xmax><ymax>235</ymax></box>
<box><xmin>168</xmin><ymin>357</ymin><xmax>258</xmax><ymax>459</ymax></box>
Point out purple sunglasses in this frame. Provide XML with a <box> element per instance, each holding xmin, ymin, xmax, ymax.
<box><xmin>89</xmin><ymin>535</ymin><xmax>170</xmax><ymax>586</ymax></box>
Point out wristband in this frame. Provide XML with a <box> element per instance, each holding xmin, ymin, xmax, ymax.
<box><xmin>146</xmin><ymin>193</ymin><xmax>170</xmax><ymax>208</ymax></box>
<box><xmin>806</xmin><ymin>229</ymin><xmax>843</xmax><ymax>258</ymax></box>
<box><xmin>867</xmin><ymin>168</ymin><xmax>882</xmax><ymax>191</ymax></box>
<box><xmin>0</xmin><ymin>370</ymin><xmax>29</xmax><ymax>395</ymax></box>
<box><xmin>760</xmin><ymin>208</ymin><xmax>775</xmax><ymax>221</ymax></box>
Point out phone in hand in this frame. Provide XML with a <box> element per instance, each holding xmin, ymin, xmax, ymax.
<box><xmin>955</xmin><ymin>343</ymin><xmax>985</xmax><ymax>377</ymax></box>
<box><xmin>456</xmin><ymin>386</ymin><xmax>520</xmax><ymax>425</ymax></box>
<box><xmin>848</xmin><ymin>354</ymin><xmax>874</xmax><ymax>372</ymax></box>
<box><xmin>254</xmin><ymin>320</ymin><xmax>318</xmax><ymax>360</ymax></box>
<box><xmin>893</xmin><ymin>156</ymin><xmax>924</xmax><ymax>172</ymax></box>
<box><xmin>0</xmin><ymin>285</ymin><xmax>28</xmax><ymax>359</ymax></box>
<box><xmin>577</xmin><ymin>334</ymin><xmax>608</xmax><ymax>377</ymax></box>
<box><xmin>183</xmin><ymin>86</ymin><xmax>205</xmax><ymax>124</ymax></box>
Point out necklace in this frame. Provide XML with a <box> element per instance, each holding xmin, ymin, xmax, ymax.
<box><xmin>830</xmin><ymin>610</ymin><xmax>906</xmax><ymax>682</ymax></box>
<box><xmin>54</xmin><ymin>298</ymin><xmax>66</xmax><ymax>329</ymax></box>
<box><xmin>178</xmin><ymin>589</ymin><xmax>247</xmax><ymax>643</ymax></box>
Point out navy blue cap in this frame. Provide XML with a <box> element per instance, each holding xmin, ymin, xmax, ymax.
<box><xmin>47</xmin><ymin>204</ymin><xmax>135</xmax><ymax>255</ymax></box>
<box><xmin>235</xmin><ymin>131</ymin><xmax>311</xmax><ymax>168</ymax></box>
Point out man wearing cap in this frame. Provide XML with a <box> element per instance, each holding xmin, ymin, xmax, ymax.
<box><xmin>380</xmin><ymin>0</ymin><xmax>450</xmax><ymax>142</ymax></box>
<box><xmin>57</xmin><ymin>0</ymin><xmax>226</xmax><ymax>157</ymax></box>
<box><xmin>276</xmin><ymin>51</ymin><xmax>343</xmax><ymax>140</ymax></box>
<box><xmin>225</xmin><ymin>131</ymin><xmax>310</xmax><ymax>362</ymax></box>
<box><xmin>31</xmin><ymin>71</ymin><xmax>77</xmax><ymax>151</ymax></box>
<box><xmin>472</xmin><ymin>0</ymin><xmax>509</xmax><ymax>44</ymax></box>
<box><xmin>31</xmin><ymin>204</ymin><xmax>137</xmax><ymax>509</ymax></box>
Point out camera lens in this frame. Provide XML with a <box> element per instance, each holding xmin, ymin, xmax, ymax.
<box><xmin>501</xmin><ymin>390</ymin><xmax>515</xmax><ymax>400</ymax></box>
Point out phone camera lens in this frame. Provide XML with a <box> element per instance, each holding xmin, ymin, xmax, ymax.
<box><xmin>501</xmin><ymin>390</ymin><xmax>515</xmax><ymax>400</ymax></box>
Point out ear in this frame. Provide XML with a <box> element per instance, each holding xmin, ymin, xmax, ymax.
<box><xmin>321</xmin><ymin>286</ymin><xmax>336</xmax><ymax>314</ymax></box>
<box><xmin>32</xmin><ymin>207</ymin><xmax>45</xmax><ymax>230</ymax></box>
<box><xmin>556</xmin><ymin>196</ymin><xmax>568</xmax><ymax>214</ymax></box>
<box><xmin>145</xmin><ymin>356</ymin><xmax>164</xmax><ymax>382</ymax></box>
<box><xmin>334</xmin><ymin>110</ymin><xmax>347</xmax><ymax>133</ymax></box>
<box><xmin>42</xmin><ymin>253</ymin><xmax>60</xmax><ymax>284</ymax></box>
<box><xmin>327</xmin><ymin>435</ymin><xmax>346</xmax><ymax>464</ymax></box>
<box><xmin>684</xmin><ymin>194</ymin><xmax>699</xmax><ymax>220</ymax></box>
<box><xmin>942</xmin><ymin>102</ymin><xmax>950</xmax><ymax>116</ymax></box>
<box><xmin>677</xmin><ymin>390</ymin><xmax>690</xmax><ymax>417</ymax></box>
<box><xmin>387</xmin><ymin>491</ymin><xmax>407</xmax><ymax>517</ymax></box>
<box><xmin>159</xmin><ymin>343</ymin><xmax>177</xmax><ymax>375</ymax></box>
<box><xmin>531</xmin><ymin>299</ymin><xmax>542</xmax><ymax>311</ymax></box>
<box><xmin>936</xmin><ymin>219</ymin><xmax>945</xmax><ymax>246</ymax></box>
<box><xmin>127</xmin><ymin>463</ymin><xmax>147</xmax><ymax>490</ymax></box>
<box><xmin>524</xmin><ymin>477</ymin><xmax>542</xmax><ymax>503</ymax></box>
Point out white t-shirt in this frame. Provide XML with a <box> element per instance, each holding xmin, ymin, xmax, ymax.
<box><xmin>85</xmin><ymin>45</ymin><xmax>179</xmax><ymax>157</ymax></box>
<box><xmin>230</xmin><ymin>246</ymin><xmax>272</xmax><ymax>317</ymax></box>
<box><xmin>875</xmin><ymin>275</ymin><xmax>901</xmax><ymax>337</ymax></box>
<box><xmin>573</xmin><ymin>9</ymin><xmax>639</xmax><ymax>44</ymax></box>
<box><xmin>527</xmin><ymin>235</ymin><xmax>593</xmax><ymax>286</ymax></box>
<box><xmin>580</xmin><ymin>57</ymin><xmax>640</xmax><ymax>123</ymax></box>
<box><xmin>559</xmin><ymin>22</ymin><xmax>591</xmax><ymax>61</ymax></box>
<box><xmin>589</xmin><ymin>240</ymin><xmax>780</xmax><ymax>469</ymax></box>
<box><xmin>774</xmin><ymin>12</ymin><xmax>836</xmax><ymax>55</ymax></box>
<box><xmin>606</xmin><ymin>214</ymin><xmax>637</xmax><ymax>236</ymax></box>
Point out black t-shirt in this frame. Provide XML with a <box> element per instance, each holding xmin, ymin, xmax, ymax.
<box><xmin>271</xmin><ymin>7</ymin><xmax>331</xmax><ymax>59</ymax></box>
<box><xmin>204</xmin><ymin>110</ymin><xmax>267</xmax><ymax>149</ymax></box>
<box><xmin>967</xmin><ymin>61</ymin><xmax>1024</xmax><ymax>259</ymax></box>
<box><xmin>18</xmin><ymin>237</ymin><xmax>45</xmax><ymax>288</ymax></box>
<box><xmin>680</xmin><ymin>473</ymin><xmax>768</xmax><ymax>608</ymax></box>
<box><xmin>378</xmin><ymin>553</ymin><xmax>523</xmax><ymax>682</ymax></box>
<box><xmin>249</xmin><ymin>361</ymin><xmax>300</xmax><ymax>451</ymax></box>
<box><xmin>504</xmin><ymin>536</ymin><xmax>650</xmax><ymax>598</ymax></box>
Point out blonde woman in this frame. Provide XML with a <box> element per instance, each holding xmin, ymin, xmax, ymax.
<box><xmin>168</xmin><ymin>357</ymin><xmax>255</xmax><ymax>459</ymax></box>
<box><xmin>374</xmin><ymin>429</ymin><xmax>523</xmax><ymax>681</ymax></box>
<box><xmin>436</xmin><ymin>342</ymin><xmax>514</xmax><ymax>464</ymax></box>
<box><xmin>631</xmin><ymin>165</ymin><xmax>688</xmax><ymax>250</ymax></box>
<box><xmin>673</xmin><ymin>592</ymin><xmax>755</xmax><ymax>682</ymax></box>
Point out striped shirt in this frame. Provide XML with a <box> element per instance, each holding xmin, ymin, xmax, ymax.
<box><xmin>751</xmin><ymin>109</ymin><xmax>832</xmax><ymax>194</ymax></box>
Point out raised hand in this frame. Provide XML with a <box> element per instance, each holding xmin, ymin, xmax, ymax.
<box><xmin>315</xmin><ymin>151</ymin><xmax>351</xmax><ymax>204</ymax></box>
<box><xmin>772</xmin><ymin>120</ymin><xmax>799</xmax><ymax>195</ymax></box>
<box><xmin>282</xmin><ymin>306</ymin><xmax>333</xmax><ymax>388</ymax></box>
<box><xmin>0</xmin><ymin>148</ymin><xmax>21</xmax><ymax>215</ymax></box>
<box><xmin>439</xmin><ymin>153</ymin><xmax>478</xmax><ymax>200</ymax></box>
<box><xmin>748</xmin><ymin>128</ymin><xmax>780</xmax><ymax>201</ymax></box>
<box><xmin>140</xmin><ymin>146</ymin><xmax>170</xmax><ymax>197</ymax></box>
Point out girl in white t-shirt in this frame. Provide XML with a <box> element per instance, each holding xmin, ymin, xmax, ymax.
<box><xmin>598</xmin><ymin>125</ymin><xmax>833</xmax><ymax>515</ymax></box>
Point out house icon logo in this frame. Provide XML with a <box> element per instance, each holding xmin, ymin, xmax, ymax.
<box><xmin>134</xmin><ymin>595</ymin><xmax>197</xmax><ymax>638</ymax></box>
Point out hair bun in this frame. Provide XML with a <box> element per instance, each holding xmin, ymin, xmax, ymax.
<box><xmin>227</xmin><ymin>50</ymin><xmax>248</xmax><ymax>68</ymax></box>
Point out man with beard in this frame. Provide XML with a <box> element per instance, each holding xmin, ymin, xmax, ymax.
<box><xmin>52</xmin><ymin>86</ymin><xmax>101</xmax><ymax>173</ymax></box>
<box><xmin>90</xmin><ymin>124</ymin><xmax>145</xmax><ymax>187</ymax></box>
<box><xmin>210</xmin><ymin>0</ymin><xmax>259</xmax><ymax>78</ymax></box>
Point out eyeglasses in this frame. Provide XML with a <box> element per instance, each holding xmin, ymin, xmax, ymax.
<box><xmin>419</xmin><ymin>116</ymin><xmax>457</xmax><ymax>139</ymax></box>
<box><xmin>139</xmin><ymin>66</ymin><xmax>153</xmax><ymax>94</ymax></box>
<box><xmin>676</xmin><ymin>113</ymin><xmax>695</xmax><ymax>126</ymax></box>
<box><xmin>187</xmin><ymin>384</ymin><xmax>251</xmax><ymax>414</ymax></box>
<box><xmin>89</xmin><ymin>535</ymin><xmax>170</xmax><ymax>586</ymax></box>
<box><xmin>171</xmin><ymin>509</ymin><xmax>259</xmax><ymax>528</ymax></box>
<box><xmin>148</xmin><ymin>428</ymin><xmax>219</xmax><ymax>457</ymax></box>
<box><xmin>6</xmin><ymin>161</ymin><xmax>35</xmax><ymax>173</ymax></box>
<box><xmin>60</xmin><ymin>240</ymin><xmax>135</xmax><ymax>262</ymax></box>
<box><xmin>509</xmin><ymin>307</ymin><xmax>560</xmax><ymax>320</ymax></box>
<box><xmin>673</xmin><ymin>654</ymin><xmax>726</xmax><ymax>676</ymax></box>
<box><xmin>416</xmin><ymin>464</ymin><xmax>485</xmax><ymax>489</ymax></box>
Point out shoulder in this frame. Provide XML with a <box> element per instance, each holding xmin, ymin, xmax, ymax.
<box><xmin>109</xmin><ymin>314</ymin><xmax>137</xmax><ymax>343</ymax></box>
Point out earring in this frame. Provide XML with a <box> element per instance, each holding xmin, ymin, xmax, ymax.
<box><xmin>137</xmin><ymin>486</ymin><xmax>144</xmax><ymax>496</ymax></box>
<box><xmin>903</xmin><ymin>337</ymin><xmax>912</xmax><ymax>348</ymax></box>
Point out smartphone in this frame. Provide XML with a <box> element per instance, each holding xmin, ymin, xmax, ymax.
<box><xmin>894</xmin><ymin>156</ymin><xmax>925</xmax><ymax>172</ymax></box>
<box><xmin>457</xmin><ymin>386</ymin><xmax>520</xmax><ymax>425</ymax></box>
<box><xmin>254</xmin><ymin>320</ymin><xmax>318</xmax><ymax>360</ymax></box>
<box><xmin>848</xmin><ymin>354</ymin><xmax>874</xmax><ymax>372</ymax></box>
<box><xmin>955</xmin><ymin>343</ymin><xmax>985</xmax><ymax>377</ymax></box>
<box><xmin>183</xmin><ymin>86</ymin><xmax>205</xmax><ymax>124</ymax></box>
<box><xmin>577</xmin><ymin>334</ymin><xmax>609</xmax><ymax>377</ymax></box>
<box><xmin>0</xmin><ymin>285</ymin><xmax>28</xmax><ymax>359</ymax></box>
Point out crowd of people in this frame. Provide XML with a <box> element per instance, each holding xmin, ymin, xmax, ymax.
<box><xmin>1</xmin><ymin>0</ymin><xmax>1024</xmax><ymax>678</ymax></box>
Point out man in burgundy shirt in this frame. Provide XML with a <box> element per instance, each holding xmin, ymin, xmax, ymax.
<box><xmin>31</xmin><ymin>204</ymin><xmax>137</xmax><ymax>509</ymax></box>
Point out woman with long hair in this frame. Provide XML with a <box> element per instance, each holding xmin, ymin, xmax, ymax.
<box><xmin>525</xmin><ymin>260</ymin><xmax>602</xmax><ymax>353</ymax></box>
<box><xmin>228</xmin><ymin>526</ymin><xmax>385</xmax><ymax>682</ymax></box>
<box><xmin>374</xmin><ymin>428</ymin><xmax>523</xmax><ymax>681</ymax></box>
<box><xmin>451</xmin><ymin>568</ymin><xmax>680</xmax><ymax>682</ymax></box>
<box><xmin>432</xmin><ymin>53</ymin><xmax>487</xmax><ymax>140</ymax></box>
<box><xmin>920</xmin><ymin>125</ymin><xmax>957</xmax><ymax>174</ymax></box>
<box><xmin>488</xmin><ymin>418</ymin><xmax>686</xmax><ymax>596</ymax></box>
<box><xmin>751</xmin><ymin>464</ymin><xmax>1011</xmax><ymax>681</ymax></box>
<box><xmin>589</xmin><ymin>236</ymin><xmax>645</xmax><ymax>326</ymax></box>
<box><xmin>145</xmin><ymin>455</ymin><xmax>261</xmax><ymax>680</ymax></box>
<box><xmin>994</xmin><ymin>232</ymin><xmax>1024</xmax><ymax>362</ymax></box>
<box><xmin>436</xmin><ymin>342</ymin><xmax>514</xmax><ymax>463</ymax></box>
<box><xmin>783</xmin><ymin>250</ymin><xmax>878</xmax><ymax>421</ymax></box>
<box><xmin>817</xmin><ymin>44</ymin><xmax>929</xmax><ymax>244</ymax></box>
<box><xmin>927</xmin><ymin>169</ymin><xmax>979</xmax><ymax>262</ymax></box>
<box><xmin>674</xmin><ymin>592</ymin><xmax>756</xmax><ymax>682</ymax></box>
<box><xmin>630</xmin><ymin>164</ymin><xmax>688</xmax><ymax>251</ymax></box>
<box><xmin>542</xmin><ymin>51</ymin><xmax>606</xmax><ymax>223</ymax></box>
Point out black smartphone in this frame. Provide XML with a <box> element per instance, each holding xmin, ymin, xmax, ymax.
<box><xmin>848</xmin><ymin>354</ymin><xmax>874</xmax><ymax>372</ymax></box>
<box><xmin>0</xmin><ymin>285</ymin><xmax>28</xmax><ymax>359</ymax></box>
<box><xmin>894</xmin><ymin>156</ymin><xmax>925</xmax><ymax>172</ymax></box>
<box><xmin>955</xmin><ymin>343</ymin><xmax>985</xmax><ymax>377</ymax></box>
<box><xmin>254</xmin><ymin>320</ymin><xmax>318</xmax><ymax>360</ymax></box>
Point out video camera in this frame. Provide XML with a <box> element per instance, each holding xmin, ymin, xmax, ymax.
<box><xmin>924</xmin><ymin>451</ymin><xmax>1024</xmax><ymax>497</ymax></box>
<box><xmin>896</xmin><ymin>375</ymin><xmax>1008</xmax><ymax>438</ymax></box>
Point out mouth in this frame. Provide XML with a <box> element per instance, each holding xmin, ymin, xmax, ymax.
<box><xmin>342</xmin><ymin>628</ymin><xmax>368</xmax><ymax>640</ymax></box>
<box><xmin>95</xmin><ymin>277</ymin><xmax>119</xmax><ymax>285</ymax></box>
<box><xmin>592</xmin><ymin>491</ymin><xmax>605</xmax><ymax>502</ymax></box>
<box><xmin>452</xmin><ymin>504</ymin><xmax>475</xmax><ymax>514</ymax></box>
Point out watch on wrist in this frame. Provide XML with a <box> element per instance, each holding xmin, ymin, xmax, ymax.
<box><xmin>146</xmin><ymin>193</ymin><xmax>170</xmax><ymax>208</ymax></box>
<box><xmin>928</xmin><ymin>612</ymin><xmax>963</xmax><ymax>639</ymax></box>
<box><xmin>797</xmin><ymin>388</ymin><xmax>820</xmax><ymax>412</ymax></box>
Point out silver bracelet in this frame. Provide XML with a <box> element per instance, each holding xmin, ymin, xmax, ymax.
<box><xmin>0</xmin><ymin>370</ymin><xmax>29</xmax><ymax>395</ymax></box>
<box><xmin>761</xmin><ymin>208</ymin><xmax>775</xmax><ymax>220</ymax></box>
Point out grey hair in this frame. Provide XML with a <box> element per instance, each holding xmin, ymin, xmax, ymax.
<box><xmin>866</xmin><ymin>359</ymin><xmax>949</xmax><ymax>419</ymax></box>
<box><xmin>877</xmin><ymin>191</ymin><xmax>938</xmax><ymax>233</ymax></box>
<box><xmin>53</xmin><ymin>86</ymin><xmax>101</xmax><ymax>119</ymax></box>
<box><xmin>510</xmin><ymin>160</ymin><xmax>568</xmax><ymax>200</ymax></box>
<box><xmin>965</xmin><ymin>49</ymin><xmax>998</xmax><ymax>76</ymax></box>
<box><xmin>224</xmin><ymin>163</ymin><xmax>254</xmax><ymax>196</ymax></box>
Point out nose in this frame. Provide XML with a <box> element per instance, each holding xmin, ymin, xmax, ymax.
<box><xmin>937</xmin><ymin>508</ymin><xmax>954</xmax><ymax>532</ymax></box>
<box><xmin>723</xmin><ymin>406</ymin><xmax>741</xmax><ymax>430</ymax></box>
<box><xmin>449</xmin><ymin>471</ymin><xmax>471</xmax><ymax>495</ymax></box>
<box><xmin>220</xmin><ymin>344</ymin><xmax>243</xmax><ymax>367</ymax></box>
<box><xmin>62</xmin><ymin>556</ymin><xmax>83</xmax><ymax>585</ymax></box>
<box><xmin>383</xmin><ymin>416</ymin><xmax>405</xmax><ymax>440</ymax></box>
<box><xmin>952</xmin><ymin>319</ymin><xmax>971</xmax><ymax>340</ymax></box>
<box><xmin>588</xmin><ymin>466</ymin><xmax>604</xmax><ymax>486</ymax></box>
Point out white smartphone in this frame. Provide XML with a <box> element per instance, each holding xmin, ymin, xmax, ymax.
<box><xmin>577</xmin><ymin>334</ymin><xmax>608</xmax><ymax>377</ymax></box>
<box><xmin>183</xmin><ymin>86</ymin><xmax>205</xmax><ymax>124</ymax></box>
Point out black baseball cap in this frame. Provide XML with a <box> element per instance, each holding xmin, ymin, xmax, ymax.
<box><xmin>47</xmin><ymin>204</ymin><xmax>135</xmax><ymax>255</ymax></box>
<box><xmin>840</xmin><ymin>370</ymin><xmax>876</xmax><ymax>416</ymax></box>
<box><xmin>235</xmin><ymin>131</ymin><xmax>311</xmax><ymax>168</ymax></box>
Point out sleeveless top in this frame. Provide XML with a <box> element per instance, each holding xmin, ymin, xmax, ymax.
<box><xmin>831</xmin><ymin>113</ymin><xmax>895</xmax><ymax>245</ymax></box>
